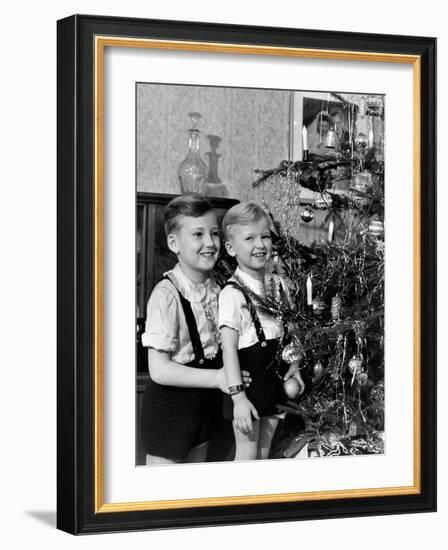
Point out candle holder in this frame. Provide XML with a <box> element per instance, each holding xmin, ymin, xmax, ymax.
<box><xmin>302</xmin><ymin>149</ymin><xmax>310</xmax><ymax>161</ymax></box>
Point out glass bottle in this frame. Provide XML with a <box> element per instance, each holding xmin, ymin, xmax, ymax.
<box><xmin>178</xmin><ymin>112</ymin><xmax>207</xmax><ymax>194</ymax></box>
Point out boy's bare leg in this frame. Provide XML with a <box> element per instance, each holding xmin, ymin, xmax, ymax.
<box><xmin>146</xmin><ymin>454</ymin><xmax>177</xmax><ymax>465</ymax></box>
<box><xmin>146</xmin><ymin>442</ymin><xmax>209</xmax><ymax>465</ymax></box>
<box><xmin>257</xmin><ymin>416</ymin><xmax>279</xmax><ymax>460</ymax></box>
<box><xmin>186</xmin><ymin>441</ymin><xmax>208</xmax><ymax>463</ymax></box>
<box><xmin>233</xmin><ymin>419</ymin><xmax>260</xmax><ymax>461</ymax></box>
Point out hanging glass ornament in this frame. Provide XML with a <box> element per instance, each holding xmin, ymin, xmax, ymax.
<box><xmin>314</xmin><ymin>192</ymin><xmax>333</xmax><ymax>209</ymax></box>
<box><xmin>349</xmin><ymin>183</ymin><xmax>366</xmax><ymax>197</ymax></box>
<box><xmin>281</xmin><ymin>342</ymin><xmax>302</xmax><ymax>364</ymax></box>
<box><xmin>312</xmin><ymin>298</ymin><xmax>326</xmax><ymax>316</ymax></box>
<box><xmin>366</xmin><ymin>95</ymin><xmax>384</xmax><ymax>116</ymax></box>
<box><xmin>300</xmin><ymin>205</ymin><xmax>314</xmax><ymax>223</ymax></box>
<box><xmin>348</xmin><ymin>421</ymin><xmax>358</xmax><ymax>436</ymax></box>
<box><xmin>354</xmin><ymin>132</ymin><xmax>368</xmax><ymax>154</ymax></box>
<box><xmin>349</xmin><ymin>191</ymin><xmax>370</xmax><ymax>209</ymax></box>
<box><xmin>348</xmin><ymin>355</ymin><xmax>363</xmax><ymax>374</ymax></box>
<box><xmin>331</xmin><ymin>295</ymin><xmax>342</xmax><ymax>321</ymax></box>
<box><xmin>368</xmin><ymin>218</ymin><xmax>384</xmax><ymax>238</ymax></box>
<box><xmin>357</xmin><ymin>371</ymin><xmax>369</xmax><ymax>386</ymax></box>
<box><xmin>313</xmin><ymin>361</ymin><xmax>324</xmax><ymax>378</ymax></box>
<box><xmin>354</xmin><ymin>170</ymin><xmax>373</xmax><ymax>191</ymax></box>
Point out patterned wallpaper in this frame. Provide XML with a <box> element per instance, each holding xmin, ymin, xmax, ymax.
<box><xmin>136</xmin><ymin>84</ymin><xmax>291</xmax><ymax>202</ymax></box>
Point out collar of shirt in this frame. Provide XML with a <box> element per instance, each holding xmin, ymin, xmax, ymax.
<box><xmin>166</xmin><ymin>263</ymin><xmax>218</xmax><ymax>304</ymax></box>
<box><xmin>233</xmin><ymin>266</ymin><xmax>266</xmax><ymax>296</ymax></box>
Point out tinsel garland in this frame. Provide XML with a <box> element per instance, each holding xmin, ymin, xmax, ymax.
<box><xmin>252</xmin><ymin>156</ymin><xmax>385</xmax><ymax>218</ymax></box>
<box><xmin>215</xmin><ymin>257</ymin><xmax>293</xmax><ymax>321</ymax></box>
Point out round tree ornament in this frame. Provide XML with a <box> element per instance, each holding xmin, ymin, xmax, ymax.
<box><xmin>300</xmin><ymin>205</ymin><xmax>314</xmax><ymax>223</ymax></box>
<box><xmin>357</xmin><ymin>371</ymin><xmax>369</xmax><ymax>386</ymax></box>
<box><xmin>312</xmin><ymin>299</ymin><xmax>326</xmax><ymax>316</ymax></box>
<box><xmin>348</xmin><ymin>355</ymin><xmax>363</xmax><ymax>374</ymax></box>
<box><xmin>313</xmin><ymin>361</ymin><xmax>324</xmax><ymax>378</ymax></box>
<box><xmin>354</xmin><ymin>170</ymin><xmax>373</xmax><ymax>192</ymax></box>
<box><xmin>354</xmin><ymin>132</ymin><xmax>368</xmax><ymax>153</ymax></box>
<box><xmin>283</xmin><ymin>377</ymin><xmax>301</xmax><ymax>399</ymax></box>
<box><xmin>367</xmin><ymin>95</ymin><xmax>384</xmax><ymax>116</ymax></box>
<box><xmin>282</xmin><ymin>342</ymin><xmax>302</xmax><ymax>364</ymax></box>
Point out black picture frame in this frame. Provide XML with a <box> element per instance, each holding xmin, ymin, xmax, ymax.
<box><xmin>57</xmin><ymin>14</ymin><xmax>436</xmax><ymax>535</ymax></box>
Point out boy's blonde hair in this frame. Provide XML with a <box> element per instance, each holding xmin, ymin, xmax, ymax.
<box><xmin>164</xmin><ymin>193</ymin><xmax>214</xmax><ymax>236</ymax></box>
<box><xmin>222</xmin><ymin>201</ymin><xmax>270</xmax><ymax>240</ymax></box>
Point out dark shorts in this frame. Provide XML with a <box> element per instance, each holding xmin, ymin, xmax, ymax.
<box><xmin>223</xmin><ymin>339</ymin><xmax>288</xmax><ymax>420</ymax></box>
<box><xmin>140</xmin><ymin>357</ymin><xmax>222</xmax><ymax>461</ymax></box>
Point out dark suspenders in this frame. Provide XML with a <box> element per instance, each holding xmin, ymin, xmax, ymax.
<box><xmin>162</xmin><ymin>276</ymin><xmax>206</xmax><ymax>365</ymax></box>
<box><xmin>160</xmin><ymin>274</ymin><xmax>286</xmax><ymax>364</ymax></box>
<box><xmin>225</xmin><ymin>281</ymin><xmax>268</xmax><ymax>347</ymax></box>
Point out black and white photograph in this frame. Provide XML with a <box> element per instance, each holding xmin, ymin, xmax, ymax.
<box><xmin>135</xmin><ymin>83</ymin><xmax>386</xmax><ymax>466</ymax></box>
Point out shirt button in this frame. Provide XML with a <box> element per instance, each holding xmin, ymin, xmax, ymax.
<box><xmin>261</xmin><ymin>341</ymin><xmax>267</xmax><ymax>348</ymax></box>
<box><xmin>199</xmin><ymin>359</ymin><xmax>204</xmax><ymax>365</ymax></box>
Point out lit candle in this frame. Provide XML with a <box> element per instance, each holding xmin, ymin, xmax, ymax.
<box><xmin>319</xmin><ymin>111</ymin><xmax>323</xmax><ymax>143</ymax></box>
<box><xmin>368</xmin><ymin>128</ymin><xmax>374</xmax><ymax>148</ymax></box>
<box><xmin>302</xmin><ymin>125</ymin><xmax>308</xmax><ymax>151</ymax></box>
<box><xmin>328</xmin><ymin>220</ymin><xmax>334</xmax><ymax>242</ymax></box>
<box><xmin>350</xmin><ymin>104</ymin><xmax>354</xmax><ymax>159</ymax></box>
<box><xmin>306</xmin><ymin>275</ymin><xmax>313</xmax><ymax>306</ymax></box>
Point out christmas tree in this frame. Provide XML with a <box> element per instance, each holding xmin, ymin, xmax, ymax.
<box><xmin>220</xmin><ymin>93</ymin><xmax>386</xmax><ymax>458</ymax></box>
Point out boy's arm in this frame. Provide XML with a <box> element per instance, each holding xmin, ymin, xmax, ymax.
<box><xmin>148</xmin><ymin>349</ymin><xmax>226</xmax><ymax>391</ymax></box>
<box><xmin>220</xmin><ymin>326</ymin><xmax>243</xmax><ymax>387</ymax></box>
<box><xmin>221</xmin><ymin>326</ymin><xmax>259</xmax><ymax>433</ymax></box>
<box><xmin>144</xmin><ymin>283</ymin><xmax>226</xmax><ymax>390</ymax></box>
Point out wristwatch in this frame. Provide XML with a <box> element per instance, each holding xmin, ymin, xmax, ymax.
<box><xmin>228</xmin><ymin>384</ymin><xmax>245</xmax><ymax>396</ymax></box>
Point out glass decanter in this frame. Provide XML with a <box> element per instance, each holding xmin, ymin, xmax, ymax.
<box><xmin>178</xmin><ymin>112</ymin><xmax>208</xmax><ymax>194</ymax></box>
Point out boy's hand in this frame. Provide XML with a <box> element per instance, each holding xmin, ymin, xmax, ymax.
<box><xmin>241</xmin><ymin>370</ymin><xmax>252</xmax><ymax>388</ymax></box>
<box><xmin>233</xmin><ymin>393</ymin><xmax>259</xmax><ymax>434</ymax></box>
<box><xmin>283</xmin><ymin>362</ymin><xmax>305</xmax><ymax>395</ymax></box>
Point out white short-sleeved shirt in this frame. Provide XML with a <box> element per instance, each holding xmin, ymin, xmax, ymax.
<box><xmin>218</xmin><ymin>267</ymin><xmax>290</xmax><ymax>350</ymax></box>
<box><xmin>141</xmin><ymin>264</ymin><xmax>220</xmax><ymax>364</ymax></box>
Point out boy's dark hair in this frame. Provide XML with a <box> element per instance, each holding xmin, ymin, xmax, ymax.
<box><xmin>164</xmin><ymin>193</ymin><xmax>214</xmax><ymax>236</ymax></box>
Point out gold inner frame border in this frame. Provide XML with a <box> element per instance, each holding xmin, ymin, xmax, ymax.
<box><xmin>94</xmin><ymin>35</ymin><xmax>421</xmax><ymax>513</ymax></box>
